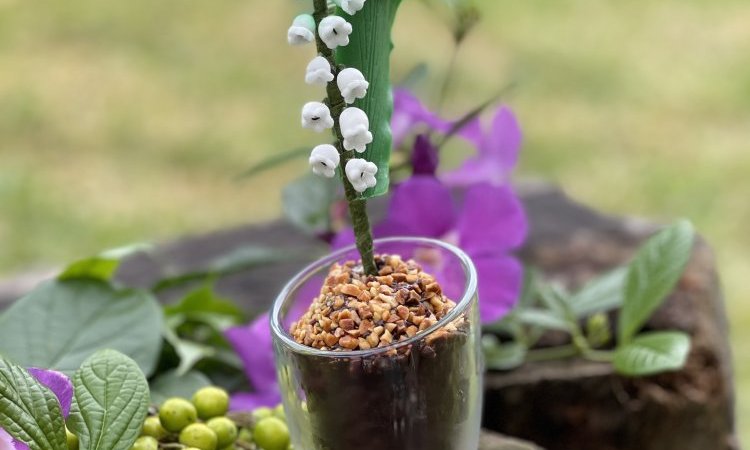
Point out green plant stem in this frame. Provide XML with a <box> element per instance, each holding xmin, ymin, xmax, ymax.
<box><xmin>525</xmin><ymin>345</ymin><xmax>579</xmax><ymax>362</ymax></box>
<box><xmin>312</xmin><ymin>0</ymin><xmax>377</xmax><ymax>275</ymax></box>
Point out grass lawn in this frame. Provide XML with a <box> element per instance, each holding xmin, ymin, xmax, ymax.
<box><xmin>0</xmin><ymin>0</ymin><xmax>748</xmax><ymax>442</ymax></box>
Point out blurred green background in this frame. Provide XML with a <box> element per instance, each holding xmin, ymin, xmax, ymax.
<box><xmin>0</xmin><ymin>0</ymin><xmax>747</xmax><ymax>441</ymax></box>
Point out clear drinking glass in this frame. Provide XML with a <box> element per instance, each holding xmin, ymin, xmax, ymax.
<box><xmin>271</xmin><ymin>237</ymin><xmax>482</xmax><ymax>450</ymax></box>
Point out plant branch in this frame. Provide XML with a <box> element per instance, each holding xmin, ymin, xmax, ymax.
<box><xmin>312</xmin><ymin>0</ymin><xmax>377</xmax><ymax>275</ymax></box>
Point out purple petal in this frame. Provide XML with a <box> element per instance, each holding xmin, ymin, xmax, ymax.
<box><xmin>473</xmin><ymin>254</ymin><xmax>524</xmax><ymax>323</ymax></box>
<box><xmin>331</xmin><ymin>228</ymin><xmax>355</xmax><ymax>250</ymax></box>
<box><xmin>27</xmin><ymin>368</ymin><xmax>73</xmax><ymax>418</ymax></box>
<box><xmin>392</xmin><ymin>89</ymin><xmax>452</xmax><ymax>148</ymax></box>
<box><xmin>442</xmin><ymin>106</ymin><xmax>522</xmax><ymax>187</ymax></box>
<box><xmin>229</xmin><ymin>389</ymin><xmax>281</xmax><ymax>412</ymax></box>
<box><xmin>384</xmin><ymin>176</ymin><xmax>457</xmax><ymax>238</ymax></box>
<box><xmin>457</xmin><ymin>183</ymin><xmax>527</xmax><ymax>256</ymax></box>
<box><xmin>225</xmin><ymin>315</ymin><xmax>277</xmax><ymax>393</ymax></box>
<box><xmin>411</xmin><ymin>135</ymin><xmax>439</xmax><ymax>175</ymax></box>
<box><xmin>0</xmin><ymin>428</ymin><xmax>29</xmax><ymax>450</ymax></box>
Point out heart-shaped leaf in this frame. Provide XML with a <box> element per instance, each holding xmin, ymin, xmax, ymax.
<box><xmin>619</xmin><ymin>220</ymin><xmax>695</xmax><ymax>343</ymax></box>
<box><xmin>0</xmin><ymin>280</ymin><xmax>162</xmax><ymax>376</ymax></box>
<box><xmin>613</xmin><ymin>331</ymin><xmax>691</xmax><ymax>376</ymax></box>
<box><xmin>0</xmin><ymin>357</ymin><xmax>67</xmax><ymax>450</ymax></box>
<box><xmin>68</xmin><ymin>350</ymin><xmax>150</xmax><ymax>450</ymax></box>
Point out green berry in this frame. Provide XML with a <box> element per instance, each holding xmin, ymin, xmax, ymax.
<box><xmin>273</xmin><ymin>404</ymin><xmax>286</xmax><ymax>421</ymax></box>
<box><xmin>179</xmin><ymin>423</ymin><xmax>218</xmax><ymax>450</ymax></box>
<box><xmin>237</xmin><ymin>428</ymin><xmax>253</xmax><ymax>443</ymax></box>
<box><xmin>192</xmin><ymin>386</ymin><xmax>230</xmax><ymax>420</ymax></box>
<box><xmin>141</xmin><ymin>416</ymin><xmax>168</xmax><ymax>439</ymax></box>
<box><xmin>253</xmin><ymin>417</ymin><xmax>290</xmax><ymax>450</ymax></box>
<box><xmin>206</xmin><ymin>417</ymin><xmax>238</xmax><ymax>448</ymax></box>
<box><xmin>66</xmin><ymin>429</ymin><xmax>79</xmax><ymax>450</ymax></box>
<box><xmin>159</xmin><ymin>397</ymin><xmax>198</xmax><ymax>432</ymax></box>
<box><xmin>130</xmin><ymin>436</ymin><xmax>158</xmax><ymax>450</ymax></box>
<box><xmin>251</xmin><ymin>406</ymin><xmax>273</xmax><ymax>424</ymax></box>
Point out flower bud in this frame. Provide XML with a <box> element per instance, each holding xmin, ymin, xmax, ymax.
<box><xmin>338</xmin><ymin>0</ymin><xmax>366</xmax><ymax>16</ymax></box>
<box><xmin>318</xmin><ymin>16</ymin><xmax>353</xmax><ymax>49</ymax></box>
<box><xmin>309</xmin><ymin>144</ymin><xmax>340</xmax><ymax>178</ymax></box>
<box><xmin>339</xmin><ymin>107</ymin><xmax>372</xmax><ymax>152</ymax></box>
<box><xmin>345</xmin><ymin>159</ymin><xmax>378</xmax><ymax>193</ymax></box>
<box><xmin>337</xmin><ymin>68</ymin><xmax>369</xmax><ymax>104</ymax></box>
<box><xmin>287</xmin><ymin>14</ymin><xmax>316</xmax><ymax>46</ymax></box>
<box><xmin>305</xmin><ymin>56</ymin><xmax>334</xmax><ymax>86</ymax></box>
<box><xmin>301</xmin><ymin>102</ymin><xmax>334</xmax><ymax>132</ymax></box>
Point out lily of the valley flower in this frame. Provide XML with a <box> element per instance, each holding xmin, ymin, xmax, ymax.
<box><xmin>337</xmin><ymin>0</ymin><xmax>367</xmax><ymax>16</ymax></box>
<box><xmin>287</xmin><ymin>14</ymin><xmax>316</xmax><ymax>46</ymax></box>
<box><xmin>309</xmin><ymin>144</ymin><xmax>340</xmax><ymax>178</ymax></box>
<box><xmin>0</xmin><ymin>368</ymin><xmax>73</xmax><ymax>450</ymax></box>
<box><xmin>339</xmin><ymin>107</ymin><xmax>372</xmax><ymax>152</ymax></box>
<box><xmin>318</xmin><ymin>16</ymin><xmax>353</xmax><ymax>49</ymax></box>
<box><xmin>345</xmin><ymin>159</ymin><xmax>378</xmax><ymax>193</ymax></box>
<box><xmin>337</xmin><ymin>68</ymin><xmax>369</xmax><ymax>104</ymax></box>
<box><xmin>305</xmin><ymin>56</ymin><xmax>334</xmax><ymax>86</ymax></box>
<box><xmin>301</xmin><ymin>102</ymin><xmax>334</xmax><ymax>132</ymax></box>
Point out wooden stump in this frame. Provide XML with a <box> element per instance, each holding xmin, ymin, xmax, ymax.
<box><xmin>0</xmin><ymin>184</ymin><xmax>737</xmax><ymax>449</ymax></box>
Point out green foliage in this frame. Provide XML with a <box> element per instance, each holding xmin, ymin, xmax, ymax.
<box><xmin>335</xmin><ymin>0</ymin><xmax>402</xmax><ymax>198</ymax></box>
<box><xmin>619</xmin><ymin>220</ymin><xmax>695</xmax><ymax>343</ymax></box>
<box><xmin>282</xmin><ymin>173</ymin><xmax>338</xmax><ymax>236</ymax></box>
<box><xmin>483</xmin><ymin>221</ymin><xmax>695</xmax><ymax>377</ymax></box>
<box><xmin>0</xmin><ymin>357</ymin><xmax>67</xmax><ymax>450</ymax></box>
<box><xmin>0</xmin><ymin>280</ymin><xmax>163</xmax><ymax>376</ymax></box>
<box><xmin>68</xmin><ymin>350</ymin><xmax>150</xmax><ymax>450</ymax></box>
<box><xmin>58</xmin><ymin>244</ymin><xmax>151</xmax><ymax>283</ymax></box>
<box><xmin>613</xmin><ymin>332</ymin><xmax>691</xmax><ymax>376</ymax></box>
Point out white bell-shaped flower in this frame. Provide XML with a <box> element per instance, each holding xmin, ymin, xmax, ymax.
<box><xmin>305</xmin><ymin>56</ymin><xmax>334</xmax><ymax>86</ymax></box>
<box><xmin>318</xmin><ymin>16</ymin><xmax>353</xmax><ymax>50</ymax></box>
<box><xmin>309</xmin><ymin>144</ymin><xmax>340</xmax><ymax>178</ymax></box>
<box><xmin>301</xmin><ymin>102</ymin><xmax>335</xmax><ymax>132</ymax></box>
<box><xmin>339</xmin><ymin>107</ymin><xmax>372</xmax><ymax>152</ymax></box>
<box><xmin>345</xmin><ymin>159</ymin><xmax>378</xmax><ymax>193</ymax></box>
<box><xmin>337</xmin><ymin>68</ymin><xmax>369</xmax><ymax>104</ymax></box>
<box><xmin>287</xmin><ymin>14</ymin><xmax>316</xmax><ymax>46</ymax></box>
<box><xmin>339</xmin><ymin>0</ymin><xmax>366</xmax><ymax>16</ymax></box>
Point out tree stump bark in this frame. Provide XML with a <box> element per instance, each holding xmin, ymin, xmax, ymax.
<box><xmin>482</xmin><ymin>184</ymin><xmax>738</xmax><ymax>450</ymax></box>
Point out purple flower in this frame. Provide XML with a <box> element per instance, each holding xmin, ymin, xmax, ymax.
<box><xmin>1</xmin><ymin>368</ymin><xmax>73</xmax><ymax>450</ymax></box>
<box><xmin>392</xmin><ymin>89</ymin><xmax>451</xmax><ymax>149</ymax></box>
<box><xmin>334</xmin><ymin>131</ymin><xmax>526</xmax><ymax>323</ymax></box>
<box><xmin>224</xmin><ymin>314</ymin><xmax>281</xmax><ymax>411</ymax></box>
<box><xmin>224</xmin><ymin>280</ymin><xmax>320</xmax><ymax>411</ymax></box>
<box><xmin>441</xmin><ymin>106</ymin><xmax>521</xmax><ymax>187</ymax></box>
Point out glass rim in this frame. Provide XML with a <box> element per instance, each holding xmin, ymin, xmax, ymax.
<box><xmin>270</xmin><ymin>236</ymin><xmax>478</xmax><ymax>357</ymax></box>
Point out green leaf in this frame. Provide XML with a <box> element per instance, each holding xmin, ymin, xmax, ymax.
<box><xmin>482</xmin><ymin>336</ymin><xmax>527</xmax><ymax>371</ymax></box>
<box><xmin>149</xmin><ymin>370</ymin><xmax>211</xmax><ymax>406</ymax></box>
<box><xmin>613</xmin><ymin>331</ymin><xmax>691</xmax><ymax>376</ymax></box>
<box><xmin>68</xmin><ymin>350</ymin><xmax>150</xmax><ymax>450</ymax></box>
<box><xmin>58</xmin><ymin>244</ymin><xmax>152</xmax><ymax>282</ymax></box>
<box><xmin>618</xmin><ymin>220</ymin><xmax>695</xmax><ymax>343</ymax></box>
<box><xmin>0</xmin><ymin>357</ymin><xmax>67</xmax><ymax>450</ymax></box>
<box><xmin>282</xmin><ymin>173</ymin><xmax>338</xmax><ymax>235</ymax></box>
<box><xmin>235</xmin><ymin>147</ymin><xmax>309</xmax><ymax>180</ymax></box>
<box><xmin>162</xmin><ymin>326</ymin><xmax>217</xmax><ymax>376</ymax></box>
<box><xmin>0</xmin><ymin>280</ymin><xmax>163</xmax><ymax>376</ymax></box>
<box><xmin>570</xmin><ymin>267</ymin><xmax>627</xmax><ymax>317</ymax></box>
<box><xmin>516</xmin><ymin>308</ymin><xmax>572</xmax><ymax>332</ymax></box>
<box><xmin>164</xmin><ymin>284</ymin><xmax>244</xmax><ymax>323</ymax></box>
<box><xmin>336</xmin><ymin>0</ymin><xmax>402</xmax><ymax>198</ymax></box>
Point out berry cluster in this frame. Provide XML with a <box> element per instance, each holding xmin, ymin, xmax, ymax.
<box><xmin>131</xmin><ymin>386</ymin><xmax>291</xmax><ymax>450</ymax></box>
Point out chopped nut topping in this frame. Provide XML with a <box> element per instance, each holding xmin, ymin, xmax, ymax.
<box><xmin>290</xmin><ymin>254</ymin><xmax>459</xmax><ymax>351</ymax></box>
